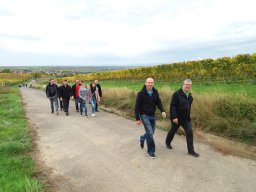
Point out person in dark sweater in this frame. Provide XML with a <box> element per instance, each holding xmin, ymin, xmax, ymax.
<box><xmin>57</xmin><ymin>82</ymin><xmax>64</xmax><ymax>111</ymax></box>
<box><xmin>165</xmin><ymin>79</ymin><xmax>199</xmax><ymax>157</ymax></box>
<box><xmin>45</xmin><ymin>79</ymin><xmax>59</xmax><ymax>115</ymax></box>
<box><xmin>135</xmin><ymin>78</ymin><xmax>166</xmax><ymax>158</ymax></box>
<box><xmin>72</xmin><ymin>79</ymin><xmax>81</xmax><ymax>112</ymax></box>
<box><xmin>94</xmin><ymin>80</ymin><xmax>102</xmax><ymax>112</ymax></box>
<box><xmin>59</xmin><ymin>80</ymin><xmax>72</xmax><ymax>116</ymax></box>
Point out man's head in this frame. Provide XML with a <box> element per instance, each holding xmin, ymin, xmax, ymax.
<box><xmin>182</xmin><ymin>79</ymin><xmax>192</xmax><ymax>92</ymax></box>
<box><xmin>63</xmin><ymin>80</ymin><xmax>68</xmax><ymax>86</ymax></box>
<box><xmin>75</xmin><ymin>79</ymin><xmax>80</xmax><ymax>85</ymax></box>
<box><xmin>50</xmin><ymin>79</ymin><xmax>54</xmax><ymax>85</ymax></box>
<box><xmin>145</xmin><ymin>78</ymin><xmax>154</xmax><ymax>91</ymax></box>
<box><xmin>94</xmin><ymin>80</ymin><xmax>98</xmax><ymax>85</ymax></box>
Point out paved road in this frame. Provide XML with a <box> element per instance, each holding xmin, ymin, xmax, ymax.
<box><xmin>20</xmin><ymin>88</ymin><xmax>256</xmax><ymax>192</ymax></box>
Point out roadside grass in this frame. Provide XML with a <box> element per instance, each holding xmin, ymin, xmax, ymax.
<box><xmin>0</xmin><ymin>87</ymin><xmax>43</xmax><ymax>192</ymax></box>
<box><xmin>100</xmin><ymin>86</ymin><xmax>256</xmax><ymax>144</ymax></box>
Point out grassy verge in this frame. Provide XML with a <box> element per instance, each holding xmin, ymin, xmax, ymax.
<box><xmin>0</xmin><ymin>87</ymin><xmax>43</xmax><ymax>192</ymax></box>
<box><xmin>100</xmin><ymin>85</ymin><xmax>256</xmax><ymax>144</ymax></box>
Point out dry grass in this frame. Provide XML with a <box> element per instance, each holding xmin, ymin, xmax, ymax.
<box><xmin>101</xmin><ymin>87</ymin><xmax>256</xmax><ymax>144</ymax></box>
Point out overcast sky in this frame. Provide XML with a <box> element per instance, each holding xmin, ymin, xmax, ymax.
<box><xmin>0</xmin><ymin>0</ymin><xmax>256</xmax><ymax>66</ymax></box>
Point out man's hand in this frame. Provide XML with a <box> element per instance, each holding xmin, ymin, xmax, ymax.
<box><xmin>173</xmin><ymin>118</ymin><xmax>178</xmax><ymax>124</ymax></box>
<box><xmin>162</xmin><ymin>112</ymin><xmax>166</xmax><ymax>118</ymax></box>
<box><xmin>60</xmin><ymin>97</ymin><xmax>63</xmax><ymax>101</ymax></box>
<box><xmin>71</xmin><ymin>96</ymin><xmax>74</xmax><ymax>99</ymax></box>
<box><xmin>136</xmin><ymin>120</ymin><xmax>141</xmax><ymax>126</ymax></box>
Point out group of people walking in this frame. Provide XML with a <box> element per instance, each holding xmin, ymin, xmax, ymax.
<box><xmin>46</xmin><ymin>77</ymin><xmax>198</xmax><ymax>159</ymax></box>
<box><xmin>45</xmin><ymin>79</ymin><xmax>102</xmax><ymax>117</ymax></box>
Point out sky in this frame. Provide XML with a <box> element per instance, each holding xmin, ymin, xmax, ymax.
<box><xmin>0</xmin><ymin>0</ymin><xmax>256</xmax><ymax>66</ymax></box>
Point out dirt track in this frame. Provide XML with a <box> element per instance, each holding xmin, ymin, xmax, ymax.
<box><xmin>21</xmin><ymin>88</ymin><xmax>256</xmax><ymax>192</ymax></box>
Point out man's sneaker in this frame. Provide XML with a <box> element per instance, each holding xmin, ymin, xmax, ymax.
<box><xmin>60</xmin><ymin>108</ymin><xmax>63</xmax><ymax>111</ymax></box>
<box><xmin>165</xmin><ymin>143</ymin><xmax>173</xmax><ymax>149</ymax></box>
<box><xmin>148</xmin><ymin>154</ymin><xmax>156</xmax><ymax>159</ymax></box>
<box><xmin>76</xmin><ymin>110</ymin><xmax>79</xmax><ymax>112</ymax></box>
<box><xmin>96</xmin><ymin>109</ymin><xmax>99</xmax><ymax>112</ymax></box>
<box><xmin>140</xmin><ymin>141</ymin><xmax>144</xmax><ymax>149</ymax></box>
<box><xmin>56</xmin><ymin>111</ymin><xmax>59</xmax><ymax>116</ymax></box>
<box><xmin>188</xmin><ymin>151</ymin><xmax>200</xmax><ymax>157</ymax></box>
<box><xmin>92</xmin><ymin>113</ymin><xmax>95</xmax><ymax>117</ymax></box>
<box><xmin>66</xmin><ymin>112</ymin><xmax>69</xmax><ymax>116</ymax></box>
<box><xmin>51</xmin><ymin>110</ymin><xmax>54</xmax><ymax>113</ymax></box>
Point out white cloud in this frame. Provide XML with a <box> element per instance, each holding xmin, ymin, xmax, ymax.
<box><xmin>0</xmin><ymin>0</ymin><xmax>256</xmax><ymax>65</ymax></box>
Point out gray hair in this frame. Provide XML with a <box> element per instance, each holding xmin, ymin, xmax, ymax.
<box><xmin>183</xmin><ymin>79</ymin><xmax>192</xmax><ymax>84</ymax></box>
<box><xmin>145</xmin><ymin>77</ymin><xmax>154</xmax><ymax>83</ymax></box>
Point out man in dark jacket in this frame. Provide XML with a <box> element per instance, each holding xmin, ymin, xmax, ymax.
<box><xmin>45</xmin><ymin>79</ymin><xmax>59</xmax><ymax>115</ymax></box>
<box><xmin>135</xmin><ymin>78</ymin><xmax>166</xmax><ymax>158</ymax></box>
<box><xmin>58</xmin><ymin>82</ymin><xmax>63</xmax><ymax>111</ymax></box>
<box><xmin>94</xmin><ymin>80</ymin><xmax>102</xmax><ymax>112</ymax></box>
<box><xmin>72</xmin><ymin>79</ymin><xmax>81</xmax><ymax>112</ymax></box>
<box><xmin>59</xmin><ymin>80</ymin><xmax>72</xmax><ymax>116</ymax></box>
<box><xmin>165</xmin><ymin>79</ymin><xmax>199</xmax><ymax>157</ymax></box>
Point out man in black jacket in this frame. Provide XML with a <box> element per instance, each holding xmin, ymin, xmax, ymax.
<box><xmin>135</xmin><ymin>78</ymin><xmax>166</xmax><ymax>158</ymax></box>
<box><xmin>165</xmin><ymin>79</ymin><xmax>199</xmax><ymax>157</ymax></box>
<box><xmin>59</xmin><ymin>80</ymin><xmax>72</xmax><ymax>116</ymax></box>
<box><xmin>71</xmin><ymin>79</ymin><xmax>81</xmax><ymax>112</ymax></box>
<box><xmin>94</xmin><ymin>80</ymin><xmax>102</xmax><ymax>112</ymax></box>
<box><xmin>45</xmin><ymin>79</ymin><xmax>59</xmax><ymax>115</ymax></box>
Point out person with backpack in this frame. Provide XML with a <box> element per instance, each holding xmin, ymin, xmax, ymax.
<box><xmin>59</xmin><ymin>80</ymin><xmax>72</xmax><ymax>116</ymax></box>
<box><xmin>89</xmin><ymin>81</ymin><xmax>100</xmax><ymax>117</ymax></box>
<box><xmin>135</xmin><ymin>78</ymin><xmax>166</xmax><ymax>158</ymax></box>
<box><xmin>72</xmin><ymin>79</ymin><xmax>81</xmax><ymax>112</ymax></box>
<box><xmin>45</xmin><ymin>79</ymin><xmax>59</xmax><ymax>115</ymax></box>
<box><xmin>78</xmin><ymin>81</ymin><xmax>89</xmax><ymax>117</ymax></box>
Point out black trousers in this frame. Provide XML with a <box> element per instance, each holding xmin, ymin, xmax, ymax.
<box><xmin>63</xmin><ymin>98</ymin><xmax>70</xmax><ymax>112</ymax></box>
<box><xmin>59</xmin><ymin>99</ymin><xmax>63</xmax><ymax>109</ymax></box>
<box><xmin>166</xmin><ymin>121</ymin><xmax>195</xmax><ymax>153</ymax></box>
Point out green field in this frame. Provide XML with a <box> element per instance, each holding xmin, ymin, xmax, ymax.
<box><xmin>0</xmin><ymin>87</ymin><xmax>43</xmax><ymax>192</ymax></box>
<box><xmin>100</xmin><ymin>80</ymin><xmax>256</xmax><ymax>98</ymax></box>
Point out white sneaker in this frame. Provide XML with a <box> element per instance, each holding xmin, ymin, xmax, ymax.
<box><xmin>92</xmin><ymin>113</ymin><xmax>95</xmax><ymax>117</ymax></box>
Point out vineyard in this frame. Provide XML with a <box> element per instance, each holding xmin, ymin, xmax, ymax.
<box><xmin>0</xmin><ymin>73</ymin><xmax>32</xmax><ymax>85</ymax></box>
<box><xmin>58</xmin><ymin>53</ymin><xmax>256</xmax><ymax>83</ymax></box>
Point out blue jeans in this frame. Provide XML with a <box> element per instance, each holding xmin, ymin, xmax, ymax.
<box><xmin>140</xmin><ymin>115</ymin><xmax>156</xmax><ymax>155</ymax></box>
<box><xmin>80</xmin><ymin>102</ymin><xmax>88</xmax><ymax>116</ymax></box>
<box><xmin>49</xmin><ymin>96</ymin><xmax>59</xmax><ymax>112</ymax></box>
<box><xmin>91</xmin><ymin>97</ymin><xmax>96</xmax><ymax>114</ymax></box>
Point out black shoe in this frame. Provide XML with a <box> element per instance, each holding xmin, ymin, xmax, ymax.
<box><xmin>76</xmin><ymin>110</ymin><xmax>79</xmax><ymax>112</ymax></box>
<box><xmin>140</xmin><ymin>141</ymin><xmax>144</xmax><ymax>149</ymax></box>
<box><xmin>60</xmin><ymin>108</ymin><xmax>63</xmax><ymax>111</ymax></box>
<box><xmin>96</xmin><ymin>109</ymin><xmax>99</xmax><ymax>112</ymax></box>
<box><xmin>148</xmin><ymin>154</ymin><xmax>156</xmax><ymax>159</ymax></box>
<box><xmin>166</xmin><ymin>143</ymin><xmax>173</xmax><ymax>149</ymax></box>
<box><xmin>188</xmin><ymin>151</ymin><xmax>199</xmax><ymax>157</ymax></box>
<box><xmin>66</xmin><ymin>112</ymin><xmax>69</xmax><ymax>116</ymax></box>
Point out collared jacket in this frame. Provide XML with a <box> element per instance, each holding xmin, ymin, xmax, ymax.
<box><xmin>135</xmin><ymin>85</ymin><xmax>165</xmax><ymax>121</ymax></box>
<box><xmin>170</xmin><ymin>88</ymin><xmax>193</xmax><ymax>123</ymax></box>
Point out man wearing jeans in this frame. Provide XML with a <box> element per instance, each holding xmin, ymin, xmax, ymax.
<box><xmin>135</xmin><ymin>78</ymin><xmax>166</xmax><ymax>158</ymax></box>
<box><xmin>165</xmin><ymin>79</ymin><xmax>199</xmax><ymax>157</ymax></box>
<box><xmin>46</xmin><ymin>79</ymin><xmax>59</xmax><ymax>115</ymax></box>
